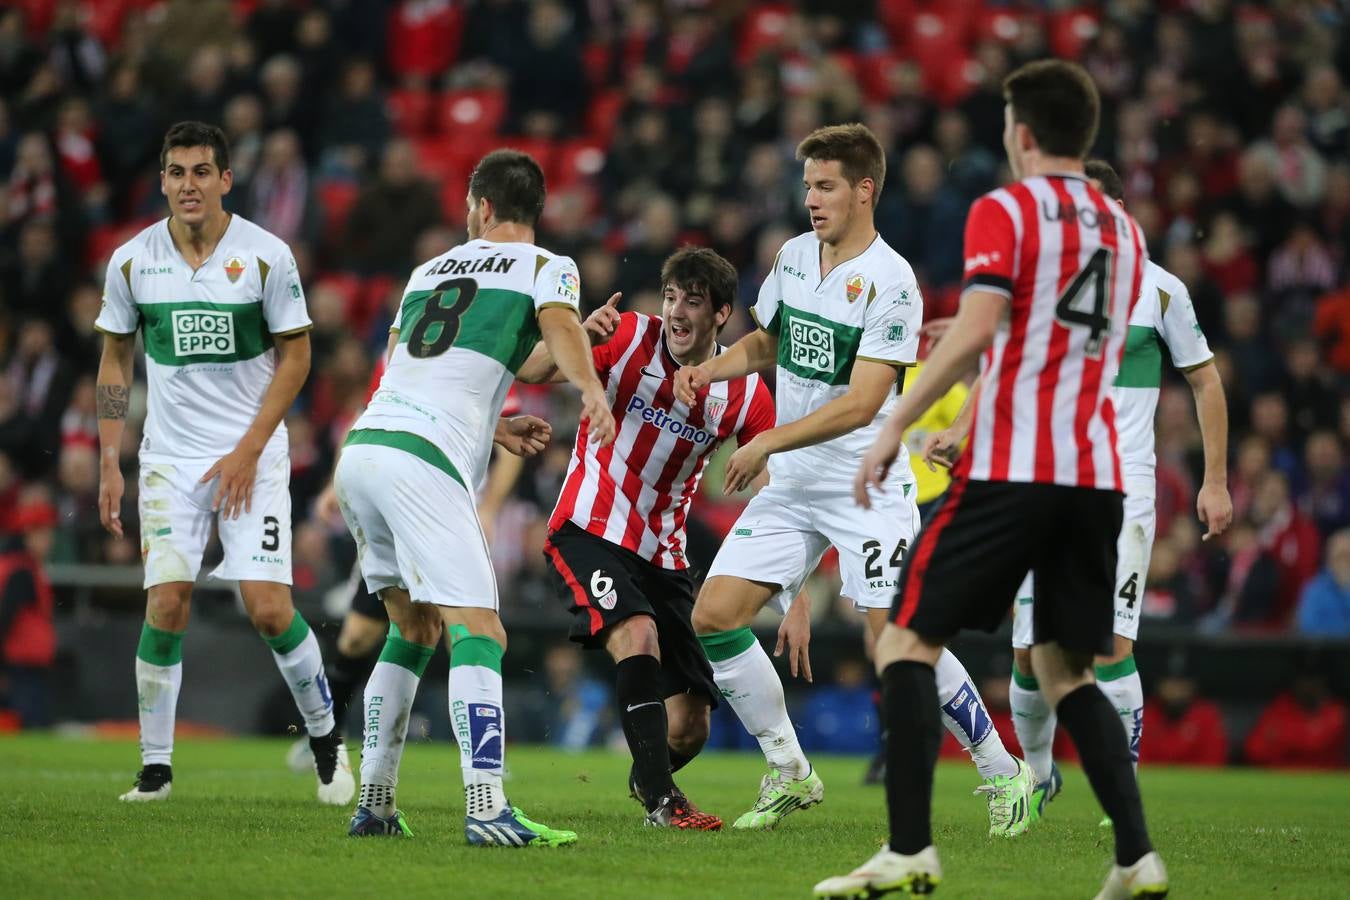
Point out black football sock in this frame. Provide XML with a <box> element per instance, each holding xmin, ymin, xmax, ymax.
<box><xmin>668</xmin><ymin>746</ymin><xmax>696</xmax><ymax>774</ymax></box>
<box><xmin>882</xmin><ymin>660</ymin><xmax>942</xmax><ymax>855</ymax></box>
<box><xmin>328</xmin><ymin>646</ymin><xmax>377</xmax><ymax>738</ymax></box>
<box><xmin>1056</xmin><ymin>683</ymin><xmax>1153</xmax><ymax>866</ymax></box>
<box><xmin>616</xmin><ymin>654</ymin><xmax>675</xmax><ymax>810</ymax></box>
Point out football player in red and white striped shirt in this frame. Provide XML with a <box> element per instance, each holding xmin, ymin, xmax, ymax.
<box><xmin>820</xmin><ymin>61</ymin><xmax>1166</xmax><ymax>900</ymax></box>
<box><xmin>518</xmin><ymin>248</ymin><xmax>774</xmax><ymax>830</ymax></box>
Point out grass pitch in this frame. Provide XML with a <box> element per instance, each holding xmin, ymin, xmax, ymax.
<box><xmin>3</xmin><ymin>734</ymin><xmax>1348</xmax><ymax>899</ymax></box>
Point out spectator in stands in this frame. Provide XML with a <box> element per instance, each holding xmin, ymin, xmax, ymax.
<box><xmin>343</xmin><ymin>138</ymin><xmax>441</xmax><ymax>276</ymax></box>
<box><xmin>93</xmin><ymin>63</ymin><xmax>158</xmax><ymax>211</ymax></box>
<box><xmin>1296</xmin><ymin>529</ymin><xmax>1350</xmax><ymax>638</ymax></box>
<box><xmin>1245</xmin><ymin>669</ymin><xmax>1347</xmax><ymax>769</ymax></box>
<box><xmin>3</xmin><ymin>318</ymin><xmax>74</xmax><ymax>477</ymax></box>
<box><xmin>1250</xmin><ymin>471</ymin><xmax>1324</xmax><ymax>626</ymax></box>
<box><xmin>3</xmin><ymin>218</ymin><xmax>73</xmax><ymax>321</ymax></box>
<box><xmin>246</xmin><ymin>129</ymin><xmax>316</xmax><ymax>249</ymax></box>
<box><xmin>0</xmin><ymin>494</ymin><xmax>56</xmax><ymax>728</ymax></box>
<box><xmin>1222</xmin><ymin>150</ymin><xmax>1298</xmax><ymax>264</ymax></box>
<box><xmin>1200</xmin><ymin>212</ymin><xmax>1257</xmax><ymax>298</ymax></box>
<box><xmin>259</xmin><ymin>55</ymin><xmax>316</xmax><ymax>152</ymax></box>
<box><xmin>5</xmin><ymin>132</ymin><xmax>82</xmax><ymax>254</ymax></box>
<box><xmin>501</xmin><ymin>0</ymin><xmax>588</xmax><ymax>138</ymax></box>
<box><xmin>1282</xmin><ymin>340</ymin><xmax>1341</xmax><ymax>447</ymax></box>
<box><xmin>1250</xmin><ymin>104</ymin><xmax>1328</xmax><ymax>212</ymax></box>
<box><xmin>221</xmin><ymin>93</ymin><xmax>265</xmax><ymax>193</ymax></box>
<box><xmin>1266</xmin><ymin>222</ymin><xmax>1338</xmax><ymax>332</ymax></box>
<box><xmin>877</xmin><ymin>144</ymin><xmax>964</xmax><ymax>288</ymax></box>
<box><xmin>1249</xmin><ymin>392</ymin><xmax>1300</xmax><ymax>479</ymax></box>
<box><xmin>1141</xmin><ymin>674</ymin><xmax>1229</xmax><ymax>766</ymax></box>
<box><xmin>317</xmin><ymin>58</ymin><xmax>388</xmax><ymax>178</ymax></box>
<box><xmin>1313</xmin><ymin>282</ymin><xmax>1350</xmax><ymax>384</ymax></box>
<box><xmin>933</xmin><ymin>109</ymin><xmax>997</xmax><ymax>206</ymax></box>
<box><xmin>171</xmin><ymin>43</ymin><xmax>230</xmax><ymax>126</ymax></box>
<box><xmin>614</xmin><ymin>192</ymin><xmax>680</xmax><ymax>301</ymax></box>
<box><xmin>1300</xmin><ymin>432</ymin><xmax>1350</xmax><ymax>538</ymax></box>
<box><xmin>1162</xmin><ymin>240</ymin><xmax>1226</xmax><ymax>348</ymax></box>
<box><xmin>1301</xmin><ymin>63</ymin><xmax>1348</xmax><ymax>161</ymax></box>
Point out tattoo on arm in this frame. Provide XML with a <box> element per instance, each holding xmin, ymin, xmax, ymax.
<box><xmin>97</xmin><ymin>384</ymin><xmax>129</xmax><ymax>420</ymax></box>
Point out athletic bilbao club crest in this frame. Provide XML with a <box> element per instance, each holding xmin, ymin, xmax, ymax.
<box><xmin>845</xmin><ymin>274</ymin><xmax>865</xmax><ymax>303</ymax></box>
<box><xmin>223</xmin><ymin>256</ymin><xmax>245</xmax><ymax>283</ymax></box>
<box><xmin>704</xmin><ymin>395</ymin><xmax>727</xmax><ymax>428</ymax></box>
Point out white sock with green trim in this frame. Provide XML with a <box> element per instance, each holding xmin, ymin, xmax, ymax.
<box><xmin>1009</xmin><ymin>663</ymin><xmax>1056</xmax><ymax>781</ymax></box>
<box><xmin>264</xmin><ymin>612</ymin><xmax>336</xmax><ymax>738</ymax></box>
<box><xmin>359</xmin><ymin>630</ymin><xmax>433</xmax><ymax>818</ymax></box>
<box><xmin>1096</xmin><ymin>656</ymin><xmax>1144</xmax><ymax>773</ymax></box>
<box><xmin>134</xmin><ymin>623</ymin><xmax>183</xmax><ymax>766</ymax></box>
<box><xmin>699</xmin><ymin>627</ymin><xmax>810</xmax><ymax>780</ymax></box>
<box><xmin>449</xmin><ymin>627</ymin><xmax>509</xmax><ymax>820</ymax></box>
<box><xmin>936</xmin><ymin>648</ymin><xmax>1019</xmax><ymax>778</ymax></box>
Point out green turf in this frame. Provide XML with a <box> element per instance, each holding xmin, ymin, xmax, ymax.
<box><xmin>2</xmin><ymin>735</ymin><xmax>1348</xmax><ymax>899</ymax></box>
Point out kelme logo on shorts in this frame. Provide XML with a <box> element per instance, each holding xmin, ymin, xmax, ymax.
<box><xmin>788</xmin><ymin>316</ymin><xmax>834</xmax><ymax>372</ymax></box>
<box><xmin>172</xmin><ymin>309</ymin><xmax>235</xmax><ymax>355</ymax></box>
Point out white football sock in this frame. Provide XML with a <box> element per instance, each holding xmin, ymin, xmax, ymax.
<box><xmin>266</xmin><ymin>614</ymin><xmax>337</xmax><ymax>738</ymax></box>
<box><xmin>700</xmin><ymin>628</ymin><xmax>810</xmax><ymax>780</ymax></box>
<box><xmin>1097</xmin><ymin>658</ymin><xmax>1144</xmax><ymax>774</ymax></box>
<box><xmin>1009</xmin><ymin>664</ymin><xmax>1056</xmax><ymax>781</ymax></box>
<box><xmin>449</xmin><ymin>630</ymin><xmax>509</xmax><ymax>820</ymax></box>
<box><xmin>358</xmin><ymin>633</ymin><xmax>431</xmax><ymax>818</ymax></box>
<box><xmin>935</xmin><ymin>648</ymin><xmax>1019</xmax><ymax>778</ymax></box>
<box><xmin>135</xmin><ymin>658</ymin><xmax>182</xmax><ymax>766</ymax></box>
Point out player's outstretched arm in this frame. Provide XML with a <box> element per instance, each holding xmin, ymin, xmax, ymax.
<box><xmin>722</xmin><ymin>359</ymin><xmax>899</xmax><ymax>493</ymax></box>
<box><xmin>1184</xmin><ymin>361</ymin><xmax>1233</xmax><ymax>541</ymax></box>
<box><xmin>855</xmin><ymin>291</ymin><xmax>1002</xmax><ymax>507</ymax></box>
<box><xmin>674</xmin><ymin>329</ymin><xmax>777</xmax><ymax>406</ymax></box>
<box><xmin>201</xmin><ymin>330</ymin><xmax>311</xmax><ymax>519</ymax></box>
<box><xmin>922</xmin><ymin>374</ymin><xmax>981</xmax><ymax>472</ymax></box>
<box><xmin>96</xmin><ymin>331</ymin><xmax>136</xmax><ymax>538</ymax></box>
<box><xmin>517</xmin><ymin>293</ymin><xmax>622</xmax><ymax>384</ymax></box>
<box><xmin>538</xmin><ymin>306</ymin><xmax>616</xmax><ymax>447</ymax></box>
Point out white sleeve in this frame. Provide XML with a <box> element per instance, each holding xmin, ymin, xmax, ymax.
<box><xmin>1157</xmin><ymin>279</ymin><xmax>1212</xmax><ymax>371</ymax></box>
<box><xmin>261</xmin><ymin>246</ymin><xmax>312</xmax><ymax>334</ymax></box>
<box><xmin>858</xmin><ymin>270</ymin><xmax>922</xmax><ymax>366</ymax></box>
<box><xmin>533</xmin><ymin>254</ymin><xmax>581</xmax><ymax>314</ymax></box>
<box><xmin>752</xmin><ymin>251</ymin><xmax>783</xmax><ymax>333</ymax></box>
<box><xmin>94</xmin><ymin>253</ymin><xmax>139</xmax><ymax>334</ymax></box>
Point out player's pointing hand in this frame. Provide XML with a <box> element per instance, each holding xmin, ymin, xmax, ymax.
<box><xmin>582</xmin><ymin>292</ymin><xmax>622</xmax><ymax>347</ymax></box>
<box><xmin>674</xmin><ymin>364</ymin><xmax>709</xmax><ymax>407</ymax></box>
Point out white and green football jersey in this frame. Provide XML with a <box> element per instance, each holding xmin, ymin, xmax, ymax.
<box><xmin>354</xmin><ymin>239</ymin><xmax>580</xmax><ymax>489</ymax></box>
<box><xmin>95</xmin><ymin>215</ymin><xmax>311</xmax><ymax>463</ymax></box>
<box><xmin>1112</xmin><ymin>260</ymin><xmax>1214</xmax><ymax>479</ymax></box>
<box><xmin>752</xmin><ymin>232</ymin><xmax>922</xmax><ymax>488</ymax></box>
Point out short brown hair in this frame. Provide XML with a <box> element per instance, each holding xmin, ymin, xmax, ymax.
<box><xmin>161</xmin><ymin>121</ymin><xmax>230</xmax><ymax>172</ymax></box>
<box><xmin>1084</xmin><ymin>159</ymin><xmax>1124</xmax><ymax>202</ymax></box>
<box><xmin>469</xmin><ymin>149</ymin><xmax>546</xmax><ymax>227</ymax></box>
<box><xmin>1002</xmin><ymin>60</ymin><xmax>1100</xmax><ymax>159</ymax></box>
<box><xmin>795</xmin><ymin>123</ymin><xmax>886</xmax><ymax>200</ymax></box>
<box><xmin>660</xmin><ymin>247</ymin><xmax>738</xmax><ymax>315</ymax></box>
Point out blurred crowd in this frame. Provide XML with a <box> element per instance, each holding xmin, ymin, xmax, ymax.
<box><xmin>0</xmin><ymin>0</ymin><xmax>1348</xmax><ymax>655</ymax></box>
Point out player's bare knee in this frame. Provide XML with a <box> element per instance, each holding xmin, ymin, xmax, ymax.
<box><xmin>399</xmin><ymin>606</ymin><xmax>442</xmax><ymax>647</ymax></box>
<box><xmin>145</xmin><ymin>582</ymin><xmax>192</xmax><ymax>632</ymax></box>
<box><xmin>604</xmin><ymin>614</ymin><xmax>659</xmax><ymax>662</ymax></box>
<box><xmin>874</xmin><ymin>625</ymin><xmax>940</xmax><ymax>673</ymax></box>
<box><xmin>667</xmin><ymin>704</ymin><xmax>710</xmax><ymax>754</ymax></box>
<box><xmin>440</xmin><ymin>607</ymin><xmax>507</xmax><ymax>652</ymax></box>
<box><xmin>1030</xmin><ymin>643</ymin><xmax>1094</xmax><ymax>706</ymax></box>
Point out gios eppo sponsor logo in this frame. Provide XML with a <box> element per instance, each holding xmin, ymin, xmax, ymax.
<box><xmin>788</xmin><ymin>316</ymin><xmax>835</xmax><ymax>372</ymax></box>
<box><xmin>172</xmin><ymin>309</ymin><xmax>235</xmax><ymax>355</ymax></box>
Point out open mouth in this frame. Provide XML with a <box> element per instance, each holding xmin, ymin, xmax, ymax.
<box><xmin>669</xmin><ymin>322</ymin><xmax>692</xmax><ymax>341</ymax></box>
<box><xmin>179</xmin><ymin>198</ymin><xmax>201</xmax><ymax>211</ymax></box>
<box><xmin>810</xmin><ymin>215</ymin><xmax>826</xmax><ymax>228</ymax></box>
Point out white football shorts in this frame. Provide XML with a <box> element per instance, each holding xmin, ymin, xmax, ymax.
<box><xmin>1012</xmin><ymin>480</ymin><xmax>1155</xmax><ymax>648</ymax></box>
<box><xmin>138</xmin><ymin>451</ymin><xmax>292</xmax><ymax>589</ymax></box>
<box><xmin>334</xmin><ymin>441</ymin><xmax>497</xmax><ymax>609</ymax></box>
<box><xmin>706</xmin><ymin>481</ymin><xmax>921</xmax><ymax>612</ymax></box>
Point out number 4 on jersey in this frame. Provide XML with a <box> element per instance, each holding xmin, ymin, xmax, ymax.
<box><xmin>1054</xmin><ymin>247</ymin><xmax>1113</xmax><ymax>358</ymax></box>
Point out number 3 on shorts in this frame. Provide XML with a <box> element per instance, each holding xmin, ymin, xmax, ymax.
<box><xmin>261</xmin><ymin>515</ymin><xmax>280</xmax><ymax>552</ymax></box>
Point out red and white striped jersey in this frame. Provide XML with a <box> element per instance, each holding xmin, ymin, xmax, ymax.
<box><xmin>958</xmin><ymin>174</ymin><xmax>1147</xmax><ymax>491</ymax></box>
<box><xmin>550</xmin><ymin>312</ymin><xmax>775</xmax><ymax>569</ymax></box>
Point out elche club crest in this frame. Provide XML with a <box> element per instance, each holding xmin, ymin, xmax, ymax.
<box><xmin>223</xmin><ymin>256</ymin><xmax>246</xmax><ymax>283</ymax></box>
<box><xmin>846</xmin><ymin>274</ymin><xmax>865</xmax><ymax>303</ymax></box>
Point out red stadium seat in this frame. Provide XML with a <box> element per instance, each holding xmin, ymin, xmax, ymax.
<box><xmin>858</xmin><ymin>53</ymin><xmax>904</xmax><ymax>102</ymax></box>
<box><xmin>85</xmin><ymin>220</ymin><xmax>150</xmax><ymax>269</ymax></box>
<box><xmin>437</xmin><ymin>88</ymin><xmax>506</xmax><ymax>137</ymax></box>
<box><xmin>582</xmin><ymin>40</ymin><xmax>611</xmax><ymax>87</ymax></box>
<box><xmin>936</xmin><ymin>53</ymin><xmax>983</xmax><ymax>105</ymax></box>
<box><xmin>317</xmin><ymin>179</ymin><xmax>360</xmax><ymax>249</ymax></box>
<box><xmin>738</xmin><ymin>4</ymin><xmax>791</xmax><ymax>65</ymax></box>
<box><xmin>585</xmin><ymin>89</ymin><xmax>625</xmax><ymax>144</ymax></box>
<box><xmin>553</xmin><ymin>140</ymin><xmax>607</xmax><ymax>188</ymax></box>
<box><xmin>876</xmin><ymin>0</ymin><xmax>917</xmax><ymax>39</ymax></box>
<box><xmin>973</xmin><ymin>8</ymin><xmax>1036</xmax><ymax>45</ymax></box>
<box><xmin>1050</xmin><ymin>8</ymin><xmax>1100</xmax><ymax>60</ymax></box>
<box><xmin>386</xmin><ymin>0</ymin><xmax>464</xmax><ymax>81</ymax></box>
<box><xmin>386</xmin><ymin>88</ymin><xmax>435</xmax><ymax>137</ymax></box>
<box><xmin>906</xmin><ymin>11</ymin><xmax>967</xmax><ymax>78</ymax></box>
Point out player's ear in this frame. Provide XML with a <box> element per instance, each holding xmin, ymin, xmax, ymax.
<box><xmin>1016</xmin><ymin>122</ymin><xmax>1036</xmax><ymax>155</ymax></box>
<box><xmin>714</xmin><ymin>303</ymin><xmax>731</xmax><ymax>330</ymax></box>
<box><xmin>159</xmin><ymin>170</ymin><xmax>167</xmax><ymax>197</ymax></box>
<box><xmin>219</xmin><ymin>167</ymin><xmax>233</xmax><ymax>196</ymax></box>
<box><xmin>856</xmin><ymin>176</ymin><xmax>875</xmax><ymax>206</ymax></box>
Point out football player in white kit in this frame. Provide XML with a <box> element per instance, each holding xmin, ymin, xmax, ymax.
<box><xmin>97</xmin><ymin>122</ymin><xmax>353</xmax><ymax>805</ymax></box>
<box><xmin>334</xmin><ymin>149</ymin><xmax>616</xmax><ymax>844</ymax></box>
<box><xmin>926</xmin><ymin>160</ymin><xmax>1232</xmax><ymax>821</ymax></box>
<box><xmin>675</xmin><ymin>124</ymin><xmax>1034</xmax><ymax>835</ymax></box>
